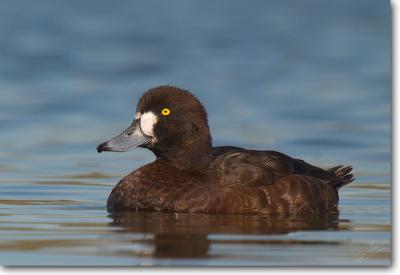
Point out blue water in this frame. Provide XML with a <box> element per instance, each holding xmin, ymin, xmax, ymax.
<box><xmin>0</xmin><ymin>0</ymin><xmax>391</xmax><ymax>266</ymax></box>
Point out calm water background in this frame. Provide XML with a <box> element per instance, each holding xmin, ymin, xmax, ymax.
<box><xmin>0</xmin><ymin>0</ymin><xmax>391</xmax><ymax>266</ymax></box>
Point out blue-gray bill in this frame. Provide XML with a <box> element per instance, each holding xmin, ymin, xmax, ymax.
<box><xmin>97</xmin><ymin>120</ymin><xmax>150</xmax><ymax>153</ymax></box>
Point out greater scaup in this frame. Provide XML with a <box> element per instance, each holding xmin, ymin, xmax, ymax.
<box><xmin>97</xmin><ymin>86</ymin><xmax>354</xmax><ymax>215</ymax></box>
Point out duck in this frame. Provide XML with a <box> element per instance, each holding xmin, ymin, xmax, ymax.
<box><xmin>97</xmin><ymin>85</ymin><xmax>354</xmax><ymax>216</ymax></box>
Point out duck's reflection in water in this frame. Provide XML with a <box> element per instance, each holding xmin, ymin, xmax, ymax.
<box><xmin>108</xmin><ymin>211</ymin><xmax>342</xmax><ymax>259</ymax></box>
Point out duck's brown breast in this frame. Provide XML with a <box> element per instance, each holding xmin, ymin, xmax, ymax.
<box><xmin>107</xmin><ymin>160</ymin><xmax>211</xmax><ymax>212</ymax></box>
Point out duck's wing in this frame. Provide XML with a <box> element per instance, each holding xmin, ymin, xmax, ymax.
<box><xmin>210</xmin><ymin>146</ymin><xmax>293</xmax><ymax>186</ymax></box>
<box><xmin>211</xmin><ymin>146</ymin><xmax>351</xmax><ymax>187</ymax></box>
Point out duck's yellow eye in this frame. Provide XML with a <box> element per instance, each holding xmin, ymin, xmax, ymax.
<box><xmin>161</xmin><ymin>108</ymin><xmax>171</xmax><ymax>116</ymax></box>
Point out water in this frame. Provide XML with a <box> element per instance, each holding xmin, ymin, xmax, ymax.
<box><xmin>0</xmin><ymin>0</ymin><xmax>391</xmax><ymax>266</ymax></box>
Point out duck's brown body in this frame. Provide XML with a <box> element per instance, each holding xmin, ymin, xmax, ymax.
<box><xmin>107</xmin><ymin>146</ymin><xmax>352</xmax><ymax>215</ymax></box>
<box><xmin>98</xmin><ymin>86</ymin><xmax>354</xmax><ymax>216</ymax></box>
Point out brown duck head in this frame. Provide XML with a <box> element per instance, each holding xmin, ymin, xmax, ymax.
<box><xmin>97</xmin><ymin>86</ymin><xmax>213</xmax><ymax>170</ymax></box>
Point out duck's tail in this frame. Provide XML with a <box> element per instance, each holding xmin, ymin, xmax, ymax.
<box><xmin>327</xmin><ymin>165</ymin><xmax>354</xmax><ymax>189</ymax></box>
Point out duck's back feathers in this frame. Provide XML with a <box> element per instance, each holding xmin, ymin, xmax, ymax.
<box><xmin>210</xmin><ymin>146</ymin><xmax>353</xmax><ymax>189</ymax></box>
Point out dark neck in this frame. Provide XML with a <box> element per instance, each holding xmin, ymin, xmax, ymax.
<box><xmin>151</xmin><ymin>133</ymin><xmax>212</xmax><ymax>171</ymax></box>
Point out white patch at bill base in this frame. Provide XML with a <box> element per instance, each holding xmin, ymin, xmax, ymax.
<box><xmin>140</xmin><ymin>112</ymin><xmax>158</xmax><ymax>137</ymax></box>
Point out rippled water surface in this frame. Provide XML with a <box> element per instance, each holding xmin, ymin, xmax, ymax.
<box><xmin>0</xmin><ymin>0</ymin><xmax>391</xmax><ymax>266</ymax></box>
